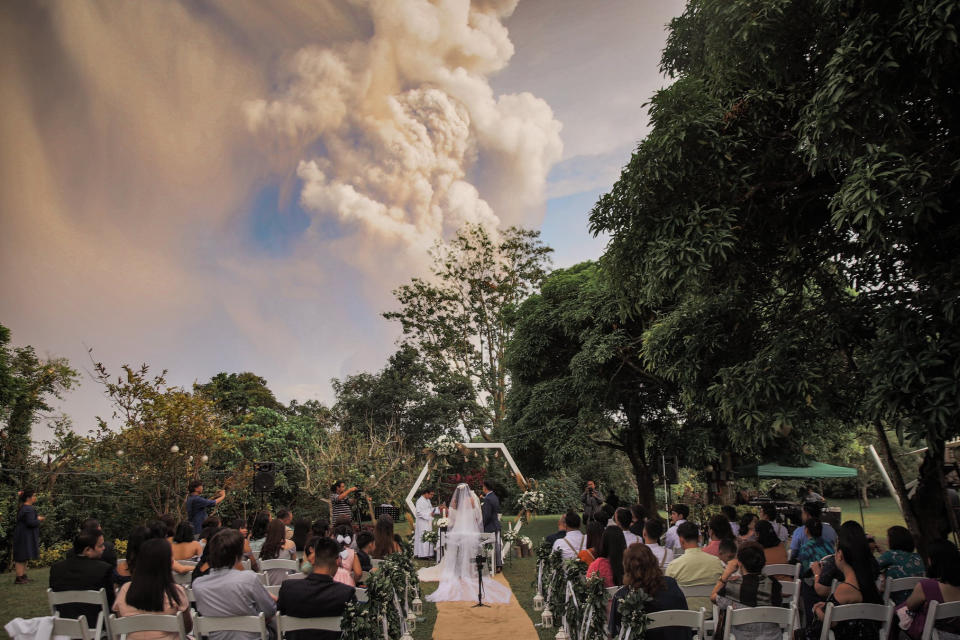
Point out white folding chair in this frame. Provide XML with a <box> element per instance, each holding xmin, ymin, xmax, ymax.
<box><xmin>762</xmin><ymin>564</ymin><xmax>799</xmax><ymax>580</ymax></box>
<box><xmin>48</xmin><ymin>588</ymin><xmax>110</xmax><ymax>640</ymax></box>
<box><xmin>819</xmin><ymin>601</ymin><xmax>892</xmax><ymax>640</ymax></box>
<box><xmin>605</xmin><ymin>586</ymin><xmax>620</xmax><ymax>602</ymax></box>
<box><xmin>52</xmin><ymin>617</ymin><xmax>93</xmax><ymax>640</ymax></box>
<box><xmin>172</xmin><ymin>571</ymin><xmax>192</xmax><ymax>586</ymax></box>
<box><xmin>107</xmin><ymin>612</ymin><xmax>187</xmax><ymax>640</ymax></box>
<box><xmin>194</xmin><ymin>613</ymin><xmax>268</xmax><ymax>640</ymax></box>
<box><xmin>920</xmin><ymin>600</ymin><xmax>960</xmax><ymax>640</ymax></box>
<box><xmin>355</xmin><ymin>588</ymin><xmax>368</xmax><ymax>603</ymax></box>
<box><xmin>648</xmin><ymin>607</ymin><xmax>706</xmax><ymax>640</ymax></box>
<box><xmin>183</xmin><ymin>586</ymin><xmax>196</xmax><ymax>604</ymax></box>
<box><xmin>370</xmin><ymin>559</ymin><xmax>383</xmax><ymax>569</ymax></box>
<box><xmin>679</xmin><ymin>584</ymin><xmax>715</xmax><ymax>599</ymax></box>
<box><xmin>722</xmin><ymin>604</ymin><xmax>795</xmax><ymax>640</ymax></box>
<box><xmin>266</xmin><ymin>585</ymin><xmax>281</xmax><ymax>597</ymax></box>
<box><xmin>282</xmin><ymin>572</ymin><xmax>306</xmax><ymax>581</ymax></box>
<box><xmin>884</xmin><ymin>576</ymin><xmax>924</xmax><ymax>603</ymax></box>
<box><xmin>778</xmin><ymin>580</ymin><xmax>801</xmax><ymax>612</ymax></box>
<box><xmin>259</xmin><ymin>559</ymin><xmax>300</xmax><ymax>586</ymax></box>
<box><xmin>276</xmin><ymin>614</ymin><xmax>342</xmax><ymax>639</ymax></box>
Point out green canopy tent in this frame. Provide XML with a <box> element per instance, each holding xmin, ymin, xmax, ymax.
<box><xmin>735</xmin><ymin>460</ymin><xmax>863</xmax><ymax>524</ymax></box>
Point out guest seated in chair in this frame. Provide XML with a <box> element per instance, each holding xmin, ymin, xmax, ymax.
<box><xmin>50</xmin><ymin>529</ymin><xmax>115</xmax><ymax>624</ymax></box>
<box><xmin>609</xmin><ymin>543</ymin><xmax>689</xmax><ymax>640</ymax></box>
<box><xmin>192</xmin><ymin>528</ymin><xmax>276</xmax><ymax>639</ymax></box>
<box><xmin>711</xmin><ymin>542</ymin><xmax>783</xmax><ymax>640</ymax></box>
<box><xmin>113</xmin><ymin>538</ymin><xmax>192</xmax><ymax>639</ymax></box>
<box><xmin>278</xmin><ymin>536</ymin><xmax>356</xmax><ymax>640</ymax></box>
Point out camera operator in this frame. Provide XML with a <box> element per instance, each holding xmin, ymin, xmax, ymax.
<box><xmin>582</xmin><ymin>480</ymin><xmax>603</xmax><ymax>524</ymax></box>
<box><xmin>330</xmin><ymin>481</ymin><xmax>359</xmax><ymax>526</ymax></box>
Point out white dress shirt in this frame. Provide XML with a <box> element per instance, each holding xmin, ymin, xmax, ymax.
<box><xmin>552</xmin><ymin>529</ymin><xmax>585</xmax><ymax>559</ymax></box>
<box><xmin>645</xmin><ymin>542</ymin><xmax>674</xmax><ymax>569</ymax></box>
<box><xmin>622</xmin><ymin>530</ymin><xmax>641</xmax><ymax>547</ymax></box>
<box><xmin>664</xmin><ymin>519</ymin><xmax>686</xmax><ymax>552</ymax></box>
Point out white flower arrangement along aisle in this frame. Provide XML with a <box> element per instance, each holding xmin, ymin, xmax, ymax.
<box><xmin>532</xmin><ymin>543</ymin><xmax>635</xmax><ymax>640</ymax></box>
<box><xmin>340</xmin><ymin>541</ymin><xmax>424</xmax><ymax>640</ymax></box>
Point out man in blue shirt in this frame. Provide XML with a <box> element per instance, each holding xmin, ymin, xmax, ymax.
<box><xmin>186</xmin><ymin>480</ymin><xmax>226</xmax><ymax>536</ymax></box>
<box><xmin>788</xmin><ymin>502</ymin><xmax>836</xmax><ymax>560</ymax></box>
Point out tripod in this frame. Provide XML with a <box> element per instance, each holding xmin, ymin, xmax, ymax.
<box><xmin>472</xmin><ymin>553</ymin><xmax>489</xmax><ymax>608</ymax></box>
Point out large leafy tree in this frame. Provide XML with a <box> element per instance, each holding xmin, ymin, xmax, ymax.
<box><xmin>591</xmin><ymin>0</ymin><xmax>960</xmax><ymax>544</ymax></box>
<box><xmin>195</xmin><ymin>372</ymin><xmax>284</xmax><ymax>424</ymax></box>
<box><xmin>0</xmin><ymin>324</ymin><xmax>78</xmax><ymax>485</ymax></box>
<box><xmin>332</xmin><ymin>345</ymin><xmax>474</xmax><ymax>450</ymax></box>
<box><xmin>384</xmin><ymin>224</ymin><xmax>553</xmax><ymax>438</ymax></box>
<box><xmin>504</xmin><ymin>262</ymin><xmax>710</xmax><ymax>511</ymax></box>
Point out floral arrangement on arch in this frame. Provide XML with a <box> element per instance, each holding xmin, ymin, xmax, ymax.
<box><xmin>434</xmin><ymin>517</ymin><xmax>450</xmax><ymax>529</ymax></box>
<box><xmin>516</xmin><ymin>489</ymin><xmax>546</xmax><ymax>512</ymax></box>
<box><xmin>420</xmin><ymin>530</ymin><xmax>439</xmax><ymax>545</ymax></box>
<box><xmin>427</xmin><ymin>434</ymin><xmax>460</xmax><ymax>456</ymax></box>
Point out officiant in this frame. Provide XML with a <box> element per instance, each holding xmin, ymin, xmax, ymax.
<box><xmin>414</xmin><ymin>487</ymin><xmax>443</xmax><ymax>559</ymax></box>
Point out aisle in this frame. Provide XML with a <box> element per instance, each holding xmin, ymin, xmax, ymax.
<box><xmin>430</xmin><ymin>573</ymin><xmax>539</xmax><ymax>640</ymax></box>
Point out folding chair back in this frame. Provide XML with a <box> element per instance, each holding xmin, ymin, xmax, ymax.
<box><xmin>107</xmin><ymin>612</ymin><xmax>186</xmax><ymax>640</ymax></box>
<box><xmin>52</xmin><ymin>617</ymin><xmax>93</xmax><ymax>640</ymax></box>
<box><xmin>920</xmin><ymin>600</ymin><xmax>960</xmax><ymax>640</ymax></box>
<box><xmin>723</xmin><ymin>604</ymin><xmax>795</xmax><ymax>640</ymax></box>
<box><xmin>779</xmin><ymin>580</ymin><xmax>801</xmax><ymax>608</ymax></box>
<box><xmin>762</xmin><ymin>564</ymin><xmax>799</xmax><ymax>580</ymax></box>
<box><xmin>194</xmin><ymin>613</ymin><xmax>268</xmax><ymax>640</ymax></box>
<box><xmin>48</xmin><ymin>588</ymin><xmax>109</xmax><ymax>640</ymax></box>
<box><xmin>266</xmin><ymin>585</ymin><xmax>281</xmax><ymax>597</ymax></box>
<box><xmin>355</xmin><ymin>588</ymin><xmax>368</xmax><ymax>603</ymax></box>
<box><xmin>648</xmin><ymin>607</ymin><xmax>706</xmax><ymax>639</ymax></box>
<box><xmin>819</xmin><ymin>602</ymin><xmax>892</xmax><ymax>640</ymax></box>
<box><xmin>276</xmin><ymin>614</ymin><xmax>342</xmax><ymax>638</ymax></box>
<box><xmin>679</xmin><ymin>584</ymin><xmax>714</xmax><ymax>599</ymax></box>
<box><xmin>884</xmin><ymin>576</ymin><xmax>924</xmax><ymax>603</ymax></box>
<box><xmin>259</xmin><ymin>559</ymin><xmax>299</xmax><ymax>572</ymax></box>
<box><xmin>172</xmin><ymin>571</ymin><xmax>192</xmax><ymax>586</ymax></box>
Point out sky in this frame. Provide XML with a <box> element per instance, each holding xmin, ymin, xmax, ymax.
<box><xmin>0</xmin><ymin>0</ymin><xmax>686</xmax><ymax>442</ymax></box>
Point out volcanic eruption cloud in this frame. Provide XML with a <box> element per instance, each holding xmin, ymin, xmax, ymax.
<box><xmin>247</xmin><ymin>0</ymin><xmax>563</xmax><ymax>263</ymax></box>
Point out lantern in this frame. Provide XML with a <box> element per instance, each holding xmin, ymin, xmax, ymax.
<box><xmin>406</xmin><ymin>611</ymin><xmax>416</xmax><ymax>632</ymax></box>
<box><xmin>541</xmin><ymin>607</ymin><xmax>553</xmax><ymax>628</ymax></box>
<box><xmin>412</xmin><ymin>596</ymin><xmax>423</xmax><ymax>616</ymax></box>
<box><xmin>533</xmin><ymin>593</ymin><xmax>544</xmax><ymax>611</ymax></box>
<box><xmin>555</xmin><ymin>628</ymin><xmax>569</xmax><ymax>640</ymax></box>
<box><xmin>170</xmin><ymin>444</ymin><xmax>179</xmax><ymax>453</ymax></box>
<box><xmin>200</xmin><ymin>455</ymin><xmax>209</xmax><ymax>463</ymax></box>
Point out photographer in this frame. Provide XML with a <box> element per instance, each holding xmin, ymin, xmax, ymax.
<box><xmin>330</xmin><ymin>481</ymin><xmax>358</xmax><ymax>526</ymax></box>
<box><xmin>582</xmin><ymin>480</ymin><xmax>603</xmax><ymax>524</ymax></box>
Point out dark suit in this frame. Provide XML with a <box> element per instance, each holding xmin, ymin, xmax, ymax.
<box><xmin>277</xmin><ymin>573</ymin><xmax>356</xmax><ymax>640</ymax></box>
<box><xmin>481</xmin><ymin>490</ymin><xmax>502</xmax><ymax>569</ymax></box>
<box><xmin>49</xmin><ymin>555</ymin><xmax>115</xmax><ymax>624</ymax></box>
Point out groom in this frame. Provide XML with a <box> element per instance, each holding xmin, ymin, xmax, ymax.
<box><xmin>481</xmin><ymin>479</ymin><xmax>502</xmax><ymax>572</ymax></box>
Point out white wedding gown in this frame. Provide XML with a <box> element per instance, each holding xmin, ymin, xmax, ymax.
<box><xmin>421</xmin><ymin>484</ymin><xmax>512</xmax><ymax>604</ymax></box>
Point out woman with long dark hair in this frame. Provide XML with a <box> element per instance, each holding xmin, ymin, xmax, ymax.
<box><xmin>609</xmin><ymin>544</ymin><xmax>687</xmax><ymax>639</ymax></box>
<box><xmin>372</xmin><ymin>514</ymin><xmax>401</xmax><ymax>558</ymax></box>
<box><xmin>259</xmin><ymin>519</ymin><xmax>297</xmax><ymax>585</ymax></box>
<box><xmin>579</xmin><ymin>521</ymin><xmax>605</xmax><ymax>564</ymax></box>
<box><xmin>812</xmin><ymin>533</ymin><xmax>882</xmax><ymax>639</ymax></box>
<box><xmin>248</xmin><ymin>511</ymin><xmax>271</xmax><ymax>554</ymax></box>
<box><xmin>702</xmin><ymin>515</ymin><xmax>735</xmax><ymax>557</ymax></box>
<box><xmin>113</xmin><ymin>538</ymin><xmax>192</xmax><ymax>638</ymax></box>
<box><xmin>171</xmin><ymin>523</ymin><xmax>202</xmax><ymax>561</ymax></box>
<box><xmin>12</xmin><ymin>489</ymin><xmax>44</xmax><ymax>585</ymax></box>
<box><xmin>898</xmin><ymin>539</ymin><xmax>960</xmax><ymax>638</ymax></box>
<box><xmin>587</xmin><ymin>526</ymin><xmax>627</xmax><ymax>588</ymax></box>
<box><xmin>292</xmin><ymin>518</ymin><xmax>311</xmax><ymax>555</ymax></box>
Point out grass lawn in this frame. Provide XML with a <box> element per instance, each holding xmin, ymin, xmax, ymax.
<box><xmin>0</xmin><ymin>499</ymin><xmax>908</xmax><ymax>636</ymax></box>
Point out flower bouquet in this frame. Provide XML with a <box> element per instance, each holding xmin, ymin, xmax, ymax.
<box><xmin>420</xmin><ymin>530</ymin><xmax>439</xmax><ymax>545</ymax></box>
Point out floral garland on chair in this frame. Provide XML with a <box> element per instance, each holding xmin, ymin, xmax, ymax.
<box><xmin>613</xmin><ymin>587</ymin><xmax>653</xmax><ymax>640</ymax></box>
<box><xmin>341</xmin><ymin>546</ymin><xmax>422</xmax><ymax>640</ymax></box>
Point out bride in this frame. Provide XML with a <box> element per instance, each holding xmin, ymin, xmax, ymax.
<box><xmin>422</xmin><ymin>483</ymin><xmax>512</xmax><ymax>604</ymax></box>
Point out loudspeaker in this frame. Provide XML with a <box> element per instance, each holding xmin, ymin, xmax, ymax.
<box><xmin>664</xmin><ymin>456</ymin><xmax>679</xmax><ymax>484</ymax></box>
<box><xmin>253</xmin><ymin>461</ymin><xmax>276</xmax><ymax>492</ymax></box>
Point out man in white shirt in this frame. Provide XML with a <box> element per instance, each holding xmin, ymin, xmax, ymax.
<box><xmin>642</xmin><ymin>518</ymin><xmax>674</xmax><ymax>570</ymax></box>
<box><xmin>551</xmin><ymin>512</ymin><xmax>584</xmax><ymax>559</ymax></box>
<box><xmin>615</xmin><ymin>508</ymin><xmax>641</xmax><ymax>547</ymax></box>
<box><xmin>663</xmin><ymin>503</ymin><xmax>689</xmax><ymax>552</ymax></box>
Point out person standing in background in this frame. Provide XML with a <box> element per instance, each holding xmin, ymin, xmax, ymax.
<box><xmin>12</xmin><ymin>489</ymin><xmax>43</xmax><ymax>585</ymax></box>
<box><xmin>185</xmin><ymin>480</ymin><xmax>225</xmax><ymax>536</ymax></box>
<box><xmin>582</xmin><ymin>480</ymin><xmax>603</xmax><ymax>524</ymax></box>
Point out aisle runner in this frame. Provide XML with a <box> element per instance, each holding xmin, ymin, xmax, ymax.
<box><xmin>431</xmin><ymin>573</ymin><xmax>539</xmax><ymax>640</ymax></box>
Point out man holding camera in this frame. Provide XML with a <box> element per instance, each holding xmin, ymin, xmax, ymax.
<box><xmin>582</xmin><ymin>480</ymin><xmax>603</xmax><ymax>524</ymax></box>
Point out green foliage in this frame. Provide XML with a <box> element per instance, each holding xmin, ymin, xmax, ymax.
<box><xmin>384</xmin><ymin>224</ymin><xmax>553</xmax><ymax>438</ymax></box>
<box><xmin>195</xmin><ymin>372</ymin><xmax>283</xmax><ymax>423</ymax></box>
<box><xmin>0</xmin><ymin>324</ymin><xmax>79</xmax><ymax>485</ymax></box>
<box><xmin>28</xmin><ymin>541</ymin><xmax>72</xmax><ymax>568</ymax></box>
<box><xmin>590</xmin><ymin>0</ymin><xmax>960</xmax><ymax>539</ymax></box>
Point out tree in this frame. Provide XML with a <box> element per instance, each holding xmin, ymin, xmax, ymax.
<box><xmin>590</xmin><ymin>1</ymin><xmax>960</xmax><ymax>545</ymax></box>
<box><xmin>504</xmin><ymin>262</ymin><xmax>706</xmax><ymax>511</ymax></box>
<box><xmin>195</xmin><ymin>372</ymin><xmax>283</xmax><ymax>423</ymax></box>
<box><xmin>93</xmin><ymin>361</ymin><xmax>229</xmax><ymax>517</ymax></box>
<box><xmin>383</xmin><ymin>224</ymin><xmax>553</xmax><ymax>438</ymax></box>
<box><xmin>331</xmin><ymin>345</ymin><xmax>475</xmax><ymax>450</ymax></box>
<box><xmin>0</xmin><ymin>324</ymin><xmax>78</xmax><ymax>485</ymax></box>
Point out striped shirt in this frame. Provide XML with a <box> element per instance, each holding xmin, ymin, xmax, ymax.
<box><xmin>331</xmin><ymin>493</ymin><xmax>352</xmax><ymax>522</ymax></box>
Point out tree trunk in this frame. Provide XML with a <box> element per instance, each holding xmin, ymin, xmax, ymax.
<box><xmin>629</xmin><ymin>455</ymin><xmax>658</xmax><ymax>514</ymax></box>
<box><xmin>873</xmin><ymin>423</ymin><xmax>933</xmax><ymax>555</ymax></box>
